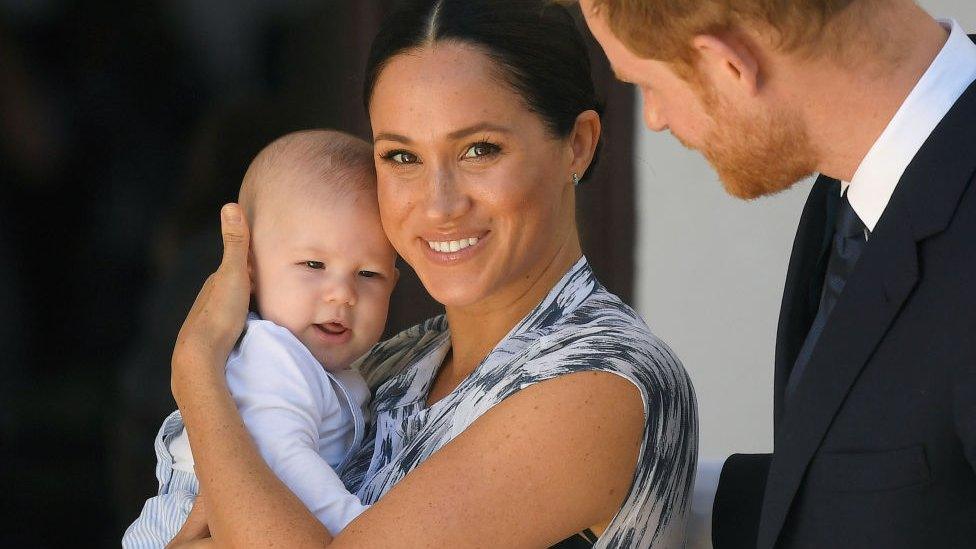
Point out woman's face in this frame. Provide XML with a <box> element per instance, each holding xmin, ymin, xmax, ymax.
<box><xmin>369</xmin><ymin>43</ymin><xmax>581</xmax><ymax>310</ymax></box>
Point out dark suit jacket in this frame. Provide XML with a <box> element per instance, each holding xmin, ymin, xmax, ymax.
<box><xmin>713</xmin><ymin>41</ymin><xmax>976</xmax><ymax>549</ymax></box>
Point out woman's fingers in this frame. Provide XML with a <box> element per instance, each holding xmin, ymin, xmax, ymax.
<box><xmin>211</xmin><ymin>203</ymin><xmax>252</xmax><ymax>333</ymax></box>
<box><xmin>172</xmin><ymin>205</ymin><xmax>253</xmax><ymax>403</ymax></box>
<box><xmin>219</xmin><ymin>203</ymin><xmax>249</xmax><ymax>277</ymax></box>
<box><xmin>166</xmin><ymin>495</ymin><xmax>211</xmax><ymax>547</ymax></box>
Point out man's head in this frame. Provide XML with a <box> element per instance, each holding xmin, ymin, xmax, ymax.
<box><xmin>579</xmin><ymin>0</ymin><xmax>898</xmax><ymax>199</ymax></box>
<box><xmin>240</xmin><ymin>130</ymin><xmax>398</xmax><ymax>370</ymax></box>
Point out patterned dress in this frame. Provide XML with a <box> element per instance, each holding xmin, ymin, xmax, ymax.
<box><xmin>340</xmin><ymin>257</ymin><xmax>698</xmax><ymax>548</ymax></box>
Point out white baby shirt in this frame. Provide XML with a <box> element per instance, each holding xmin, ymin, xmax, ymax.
<box><xmin>168</xmin><ymin>313</ymin><xmax>371</xmax><ymax>535</ymax></box>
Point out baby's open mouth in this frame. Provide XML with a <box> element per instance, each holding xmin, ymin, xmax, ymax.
<box><xmin>317</xmin><ymin>322</ymin><xmax>348</xmax><ymax>335</ymax></box>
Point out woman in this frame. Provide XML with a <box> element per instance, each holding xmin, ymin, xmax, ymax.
<box><xmin>169</xmin><ymin>1</ymin><xmax>697</xmax><ymax>547</ymax></box>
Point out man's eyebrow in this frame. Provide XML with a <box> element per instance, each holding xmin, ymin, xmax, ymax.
<box><xmin>374</xmin><ymin>123</ymin><xmax>511</xmax><ymax>145</ymax></box>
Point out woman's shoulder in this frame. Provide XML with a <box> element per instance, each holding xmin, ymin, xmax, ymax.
<box><xmin>351</xmin><ymin>314</ymin><xmax>448</xmax><ymax>389</ymax></box>
<box><xmin>524</xmin><ymin>284</ymin><xmax>686</xmax><ymax>380</ymax></box>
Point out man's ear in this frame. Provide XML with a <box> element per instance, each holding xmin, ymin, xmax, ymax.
<box><xmin>692</xmin><ymin>33</ymin><xmax>760</xmax><ymax>97</ymax></box>
<box><xmin>569</xmin><ymin>109</ymin><xmax>602</xmax><ymax>181</ymax></box>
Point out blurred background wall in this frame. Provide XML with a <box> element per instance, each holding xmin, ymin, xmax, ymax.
<box><xmin>633</xmin><ymin>0</ymin><xmax>976</xmax><ymax>459</ymax></box>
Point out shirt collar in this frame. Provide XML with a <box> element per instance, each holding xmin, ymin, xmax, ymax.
<box><xmin>844</xmin><ymin>19</ymin><xmax>976</xmax><ymax>231</ymax></box>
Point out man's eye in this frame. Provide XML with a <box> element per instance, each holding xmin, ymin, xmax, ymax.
<box><xmin>358</xmin><ymin>270</ymin><xmax>378</xmax><ymax>278</ymax></box>
<box><xmin>382</xmin><ymin>150</ymin><xmax>419</xmax><ymax>164</ymax></box>
<box><xmin>304</xmin><ymin>261</ymin><xmax>324</xmax><ymax>269</ymax></box>
<box><xmin>462</xmin><ymin>142</ymin><xmax>500</xmax><ymax>159</ymax></box>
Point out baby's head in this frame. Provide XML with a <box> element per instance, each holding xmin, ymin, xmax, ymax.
<box><xmin>240</xmin><ymin>129</ymin><xmax>397</xmax><ymax>371</ymax></box>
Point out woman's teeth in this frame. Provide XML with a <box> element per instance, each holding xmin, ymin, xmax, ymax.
<box><xmin>426</xmin><ymin>237</ymin><xmax>479</xmax><ymax>253</ymax></box>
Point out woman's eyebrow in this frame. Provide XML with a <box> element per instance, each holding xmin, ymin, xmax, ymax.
<box><xmin>374</xmin><ymin>132</ymin><xmax>413</xmax><ymax>145</ymax></box>
<box><xmin>374</xmin><ymin>123</ymin><xmax>511</xmax><ymax>145</ymax></box>
<box><xmin>447</xmin><ymin>123</ymin><xmax>511</xmax><ymax>140</ymax></box>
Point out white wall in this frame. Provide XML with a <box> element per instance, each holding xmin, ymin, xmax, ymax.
<box><xmin>632</xmin><ymin>0</ymin><xmax>976</xmax><ymax>459</ymax></box>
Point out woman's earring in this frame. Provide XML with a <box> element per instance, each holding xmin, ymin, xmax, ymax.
<box><xmin>572</xmin><ymin>172</ymin><xmax>581</xmax><ymax>186</ymax></box>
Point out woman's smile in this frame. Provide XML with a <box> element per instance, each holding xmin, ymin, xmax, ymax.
<box><xmin>420</xmin><ymin>231</ymin><xmax>489</xmax><ymax>263</ymax></box>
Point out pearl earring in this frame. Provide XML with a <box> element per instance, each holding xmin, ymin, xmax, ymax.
<box><xmin>572</xmin><ymin>172</ymin><xmax>581</xmax><ymax>186</ymax></box>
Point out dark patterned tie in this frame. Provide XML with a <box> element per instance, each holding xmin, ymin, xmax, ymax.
<box><xmin>785</xmin><ymin>190</ymin><xmax>870</xmax><ymax>401</ymax></box>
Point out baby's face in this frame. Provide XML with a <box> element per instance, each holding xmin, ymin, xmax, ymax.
<box><xmin>250</xmin><ymin>183</ymin><xmax>397</xmax><ymax>370</ymax></box>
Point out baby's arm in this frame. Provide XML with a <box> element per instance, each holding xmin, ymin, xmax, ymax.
<box><xmin>226</xmin><ymin>322</ymin><xmax>368</xmax><ymax>536</ymax></box>
<box><xmin>122</xmin><ymin>411</ymin><xmax>199</xmax><ymax>548</ymax></box>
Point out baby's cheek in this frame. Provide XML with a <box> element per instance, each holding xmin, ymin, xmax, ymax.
<box><xmin>361</xmin><ymin>295</ymin><xmax>390</xmax><ymax>343</ymax></box>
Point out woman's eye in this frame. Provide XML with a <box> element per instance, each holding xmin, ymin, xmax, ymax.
<box><xmin>382</xmin><ymin>150</ymin><xmax>419</xmax><ymax>164</ymax></box>
<box><xmin>358</xmin><ymin>270</ymin><xmax>378</xmax><ymax>278</ymax></box>
<box><xmin>462</xmin><ymin>142</ymin><xmax>501</xmax><ymax>159</ymax></box>
<box><xmin>304</xmin><ymin>261</ymin><xmax>324</xmax><ymax>270</ymax></box>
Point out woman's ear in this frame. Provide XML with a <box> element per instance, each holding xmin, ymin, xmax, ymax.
<box><xmin>569</xmin><ymin>109</ymin><xmax>602</xmax><ymax>180</ymax></box>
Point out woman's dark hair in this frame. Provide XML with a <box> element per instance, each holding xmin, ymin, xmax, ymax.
<box><xmin>363</xmin><ymin>0</ymin><xmax>604</xmax><ymax>179</ymax></box>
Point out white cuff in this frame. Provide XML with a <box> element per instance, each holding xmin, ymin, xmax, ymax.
<box><xmin>685</xmin><ymin>456</ymin><xmax>729</xmax><ymax>549</ymax></box>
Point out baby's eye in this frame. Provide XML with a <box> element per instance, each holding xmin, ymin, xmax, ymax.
<box><xmin>462</xmin><ymin>142</ymin><xmax>501</xmax><ymax>160</ymax></box>
<box><xmin>358</xmin><ymin>270</ymin><xmax>379</xmax><ymax>278</ymax></box>
<box><xmin>382</xmin><ymin>150</ymin><xmax>419</xmax><ymax>165</ymax></box>
<box><xmin>304</xmin><ymin>261</ymin><xmax>325</xmax><ymax>270</ymax></box>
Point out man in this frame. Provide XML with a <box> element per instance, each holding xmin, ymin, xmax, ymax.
<box><xmin>580</xmin><ymin>0</ymin><xmax>976</xmax><ymax>547</ymax></box>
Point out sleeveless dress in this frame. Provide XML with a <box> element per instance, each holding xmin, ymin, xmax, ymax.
<box><xmin>340</xmin><ymin>257</ymin><xmax>698</xmax><ymax>548</ymax></box>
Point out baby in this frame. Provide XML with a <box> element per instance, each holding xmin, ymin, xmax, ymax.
<box><xmin>123</xmin><ymin>129</ymin><xmax>397</xmax><ymax>547</ymax></box>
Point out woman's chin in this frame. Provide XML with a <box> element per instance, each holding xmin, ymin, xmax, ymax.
<box><xmin>421</xmin><ymin>277</ymin><xmax>490</xmax><ymax>310</ymax></box>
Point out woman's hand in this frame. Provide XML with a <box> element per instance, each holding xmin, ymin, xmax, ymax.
<box><xmin>166</xmin><ymin>494</ymin><xmax>211</xmax><ymax>548</ymax></box>
<box><xmin>171</xmin><ymin>204</ymin><xmax>251</xmax><ymax>406</ymax></box>
<box><xmin>167</xmin><ymin>204</ymin><xmax>331</xmax><ymax>547</ymax></box>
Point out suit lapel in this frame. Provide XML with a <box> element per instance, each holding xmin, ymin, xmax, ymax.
<box><xmin>772</xmin><ymin>177</ymin><xmax>838</xmax><ymax>424</ymax></box>
<box><xmin>758</xmin><ymin>78</ymin><xmax>976</xmax><ymax>549</ymax></box>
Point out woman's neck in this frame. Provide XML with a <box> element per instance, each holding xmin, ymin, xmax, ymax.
<box><xmin>430</xmin><ymin>237</ymin><xmax>582</xmax><ymax>403</ymax></box>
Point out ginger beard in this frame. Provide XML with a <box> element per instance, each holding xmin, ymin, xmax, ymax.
<box><xmin>683</xmin><ymin>83</ymin><xmax>818</xmax><ymax>200</ymax></box>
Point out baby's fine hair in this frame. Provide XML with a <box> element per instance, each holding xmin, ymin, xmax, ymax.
<box><xmin>239</xmin><ymin>129</ymin><xmax>376</xmax><ymax>224</ymax></box>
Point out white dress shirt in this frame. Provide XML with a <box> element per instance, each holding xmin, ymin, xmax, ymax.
<box><xmin>844</xmin><ymin>19</ymin><xmax>976</xmax><ymax>230</ymax></box>
<box><xmin>689</xmin><ymin>19</ymin><xmax>976</xmax><ymax>549</ymax></box>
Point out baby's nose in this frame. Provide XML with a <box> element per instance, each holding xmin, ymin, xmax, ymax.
<box><xmin>323</xmin><ymin>276</ymin><xmax>357</xmax><ymax>307</ymax></box>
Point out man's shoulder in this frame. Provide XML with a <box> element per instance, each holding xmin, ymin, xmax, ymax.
<box><xmin>517</xmin><ymin>287</ymin><xmax>690</xmax><ymax>390</ymax></box>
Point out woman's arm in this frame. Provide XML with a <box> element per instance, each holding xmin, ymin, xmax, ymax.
<box><xmin>174</xmin><ymin>205</ymin><xmax>644</xmax><ymax>547</ymax></box>
<box><xmin>171</xmin><ymin>205</ymin><xmax>332</xmax><ymax>546</ymax></box>
<box><xmin>333</xmin><ymin>370</ymin><xmax>644</xmax><ymax>547</ymax></box>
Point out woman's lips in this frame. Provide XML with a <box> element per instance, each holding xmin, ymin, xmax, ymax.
<box><xmin>421</xmin><ymin>231</ymin><xmax>488</xmax><ymax>263</ymax></box>
<box><xmin>313</xmin><ymin>323</ymin><xmax>352</xmax><ymax>345</ymax></box>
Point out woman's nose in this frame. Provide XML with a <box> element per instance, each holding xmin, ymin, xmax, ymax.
<box><xmin>424</xmin><ymin>167</ymin><xmax>470</xmax><ymax>222</ymax></box>
<box><xmin>322</xmin><ymin>275</ymin><xmax>357</xmax><ymax>307</ymax></box>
